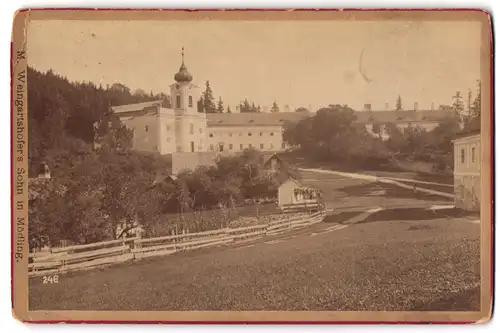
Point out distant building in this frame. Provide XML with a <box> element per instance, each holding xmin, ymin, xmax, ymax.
<box><xmin>358</xmin><ymin>109</ymin><xmax>454</xmax><ymax>140</ymax></box>
<box><xmin>452</xmin><ymin>129</ymin><xmax>481</xmax><ymax>212</ymax></box>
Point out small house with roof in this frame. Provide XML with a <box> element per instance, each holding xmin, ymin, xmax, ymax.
<box><xmin>263</xmin><ymin>153</ymin><xmax>286</xmax><ymax>172</ymax></box>
<box><xmin>278</xmin><ymin>177</ymin><xmax>322</xmax><ymax>213</ymax></box>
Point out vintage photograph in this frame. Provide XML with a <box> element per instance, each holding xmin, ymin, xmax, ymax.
<box><xmin>12</xmin><ymin>10</ymin><xmax>492</xmax><ymax>322</ymax></box>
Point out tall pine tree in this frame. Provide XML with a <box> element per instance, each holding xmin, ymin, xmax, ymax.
<box><xmin>197</xmin><ymin>97</ymin><xmax>204</xmax><ymax>113</ymax></box>
<box><xmin>452</xmin><ymin>91</ymin><xmax>464</xmax><ymax>117</ymax></box>
<box><xmin>467</xmin><ymin>88</ymin><xmax>472</xmax><ymax>119</ymax></box>
<box><xmin>203</xmin><ymin>81</ymin><xmax>216</xmax><ymax>113</ymax></box>
<box><xmin>270</xmin><ymin>101</ymin><xmax>280</xmax><ymax>113</ymax></box>
<box><xmin>251</xmin><ymin>102</ymin><xmax>257</xmax><ymax>113</ymax></box>
<box><xmin>396</xmin><ymin>95</ymin><xmax>403</xmax><ymax>111</ymax></box>
<box><xmin>216</xmin><ymin>97</ymin><xmax>224</xmax><ymax>113</ymax></box>
<box><xmin>472</xmin><ymin>80</ymin><xmax>481</xmax><ymax>117</ymax></box>
<box><xmin>226</xmin><ymin>105</ymin><xmax>232</xmax><ymax>113</ymax></box>
<box><xmin>240</xmin><ymin>99</ymin><xmax>251</xmax><ymax>113</ymax></box>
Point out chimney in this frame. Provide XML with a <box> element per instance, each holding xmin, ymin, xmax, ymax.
<box><xmin>413</xmin><ymin>102</ymin><xmax>418</xmax><ymax>111</ymax></box>
<box><xmin>364</xmin><ymin>103</ymin><xmax>372</xmax><ymax>112</ymax></box>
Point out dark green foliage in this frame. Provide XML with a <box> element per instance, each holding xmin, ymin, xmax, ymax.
<box><xmin>283</xmin><ymin>104</ymin><xmax>391</xmax><ymax>167</ymax></box>
<box><xmin>471</xmin><ymin>80</ymin><xmax>481</xmax><ymax>118</ymax></box>
<box><xmin>202</xmin><ymin>80</ymin><xmax>217</xmax><ymax>113</ymax></box>
<box><xmin>396</xmin><ymin>95</ymin><xmax>403</xmax><ymax>110</ymax></box>
<box><xmin>27</xmin><ymin>67</ymin><xmax>166</xmax><ymax>174</ymax></box>
<box><xmin>270</xmin><ymin>101</ymin><xmax>280</xmax><ymax>113</ymax></box>
<box><xmin>216</xmin><ymin>96</ymin><xmax>224</xmax><ymax>113</ymax></box>
<box><xmin>239</xmin><ymin>98</ymin><xmax>261</xmax><ymax>113</ymax></box>
<box><xmin>452</xmin><ymin>91</ymin><xmax>465</xmax><ymax>117</ymax></box>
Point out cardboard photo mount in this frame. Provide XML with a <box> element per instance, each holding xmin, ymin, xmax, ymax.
<box><xmin>11</xmin><ymin>8</ymin><xmax>493</xmax><ymax>324</ymax></box>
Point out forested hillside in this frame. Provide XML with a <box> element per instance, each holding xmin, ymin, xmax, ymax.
<box><xmin>27</xmin><ymin>67</ymin><xmax>172</xmax><ymax>176</ymax></box>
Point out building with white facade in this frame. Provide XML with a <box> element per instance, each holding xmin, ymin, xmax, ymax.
<box><xmin>452</xmin><ymin>129</ymin><xmax>481</xmax><ymax>212</ymax></box>
<box><xmin>111</xmin><ymin>49</ymin><xmax>207</xmax><ymax>155</ymax></box>
<box><xmin>205</xmin><ymin>112</ymin><xmax>310</xmax><ymax>153</ymax></box>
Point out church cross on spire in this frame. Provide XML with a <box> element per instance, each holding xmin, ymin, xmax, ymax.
<box><xmin>174</xmin><ymin>46</ymin><xmax>193</xmax><ymax>83</ymax></box>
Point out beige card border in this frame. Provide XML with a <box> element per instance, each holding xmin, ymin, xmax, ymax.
<box><xmin>11</xmin><ymin>9</ymin><xmax>493</xmax><ymax>323</ymax></box>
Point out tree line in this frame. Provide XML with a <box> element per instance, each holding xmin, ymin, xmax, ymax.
<box><xmin>197</xmin><ymin>80</ymin><xmax>284</xmax><ymax>113</ymax></box>
<box><xmin>381</xmin><ymin>81</ymin><xmax>481</xmax><ymax>117</ymax></box>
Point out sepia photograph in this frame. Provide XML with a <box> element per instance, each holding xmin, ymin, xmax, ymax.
<box><xmin>12</xmin><ymin>9</ymin><xmax>492</xmax><ymax>323</ymax></box>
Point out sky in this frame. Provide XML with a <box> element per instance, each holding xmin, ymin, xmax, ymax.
<box><xmin>27</xmin><ymin>19</ymin><xmax>482</xmax><ymax>112</ymax></box>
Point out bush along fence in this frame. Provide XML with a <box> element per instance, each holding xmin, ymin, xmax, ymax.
<box><xmin>28</xmin><ymin>210</ymin><xmax>328</xmax><ymax>277</ymax></box>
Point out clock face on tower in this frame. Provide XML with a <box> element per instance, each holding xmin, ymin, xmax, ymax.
<box><xmin>175</xmin><ymin>84</ymin><xmax>180</xmax><ymax>89</ymax></box>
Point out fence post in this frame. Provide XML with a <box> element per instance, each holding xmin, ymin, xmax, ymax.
<box><xmin>122</xmin><ymin>234</ymin><xmax>127</xmax><ymax>255</ymax></box>
<box><xmin>134</xmin><ymin>230</ymin><xmax>142</xmax><ymax>250</ymax></box>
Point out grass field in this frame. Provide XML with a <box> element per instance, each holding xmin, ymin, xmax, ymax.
<box><xmin>28</xmin><ymin>167</ymin><xmax>477</xmax><ymax>312</ymax></box>
<box><xmin>29</xmin><ymin>216</ymin><xmax>480</xmax><ymax>311</ymax></box>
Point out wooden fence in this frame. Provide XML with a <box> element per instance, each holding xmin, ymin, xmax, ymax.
<box><xmin>280</xmin><ymin>202</ymin><xmax>322</xmax><ymax>214</ymax></box>
<box><xmin>29</xmin><ymin>210</ymin><xmax>327</xmax><ymax>277</ymax></box>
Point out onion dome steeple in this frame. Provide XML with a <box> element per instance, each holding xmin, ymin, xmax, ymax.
<box><xmin>174</xmin><ymin>47</ymin><xmax>193</xmax><ymax>83</ymax></box>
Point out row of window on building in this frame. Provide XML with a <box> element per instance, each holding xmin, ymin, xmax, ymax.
<box><xmin>139</xmin><ymin>124</ymin><xmax>283</xmax><ymax>140</ymax></box>
<box><xmin>209</xmin><ymin>131</ymin><xmax>276</xmax><ymax>138</ymax></box>
<box><xmin>209</xmin><ymin>142</ymin><xmax>286</xmax><ymax>151</ymax></box>
<box><xmin>142</xmin><ymin>124</ymin><xmax>203</xmax><ymax>135</ymax></box>
<box><xmin>459</xmin><ymin>145</ymin><xmax>478</xmax><ymax>165</ymax></box>
<box><xmin>176</xmin><ymin>95</ymin><xmax>194</xmax><ymax>109</ymax></box>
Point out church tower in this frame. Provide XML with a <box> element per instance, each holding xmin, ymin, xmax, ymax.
<box><xmin>170</xmin><ymin>48</ymin><xmax>207</xmax><ymax>153</ymax></box>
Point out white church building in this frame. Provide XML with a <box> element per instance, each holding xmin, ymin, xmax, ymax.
<box><xmin>111</xmin><ymin>49</ymin><xmax>304</xmax><ymax>156</ymax></box>
<box><xmin>111</xmin><ymin>49</ymin><xmax>208</xmax><ymax>155</ymax></box>
<box><xmin>111</xmin><ymin>49</ymin><xmax>453</xmax><ymax>158</ymax></box>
